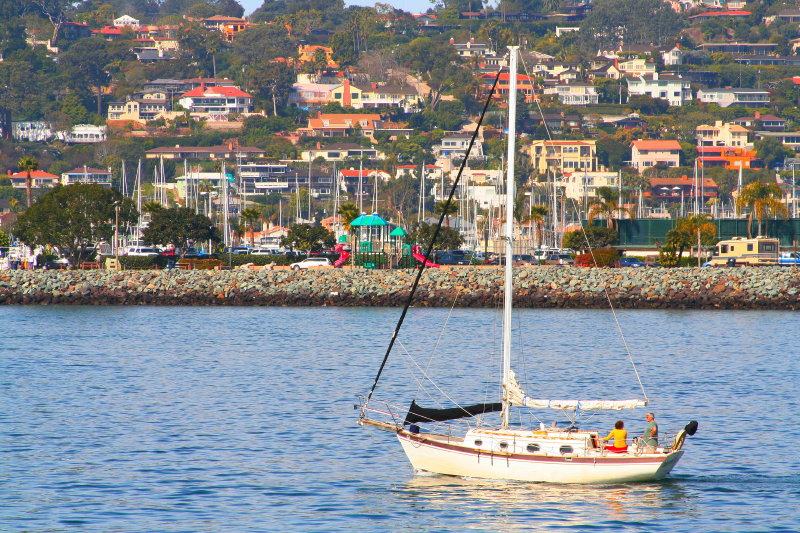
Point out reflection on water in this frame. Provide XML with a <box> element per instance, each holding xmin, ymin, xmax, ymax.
<box><xmin>394</xmin><ymin>476</ymin><xmax>692</xmax><ymax>532</ymax></box>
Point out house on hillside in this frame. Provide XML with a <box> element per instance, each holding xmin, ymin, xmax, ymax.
<box><xmin>6</xmin><ymin>170</ymin><xmax>60</xmax><ymax>189</ymax></box>
<box><xmin>113</xmin><ymin>15</ymin><xmax>140</xmax><ymax>28</ymax></box>
<box><xmin>178</xmin><ymin>85</ymin><xmax>253</xmax><ymax>115</ymax></box>
<box><xmin>300</xmin><ymin>143</ymin><xmax>384</xmax><ymax>162</ymax></box>
<box><xmin>145</xmin><ymin>144</ymin><xmax>266</xmax><ymax>160</ymax></box>
<box><xmin>630</xmin><ymin>140</ymin><xmax>681</xmax><ymax>171</ymax></box>
<box><xmin>732</xmin><ymin>112</ymin><xmax>785</xmax><ymax>132</ymax></box>
<box><xmin>695</xmin><ymin>121</ymin><xmax>751</xmax><ymax>148</ymax></box>
<box><xmin>529</xmin><ymin>140</ymin><xmax>598</xmax><ymax>174</ymax></box>
<box><xmin>300</xmin><ymin>113</ymin><xmax>383</xmax><ymax>138</ymax></box>
<box><xmin>61</xmin><ymin>167</ymin><xmax>112</xmax><ymax>187</ymax></box>
<box><xmin>696</xmin><ymin>88</ymin><xmax>770</xmax><ymax>108</ymax></box>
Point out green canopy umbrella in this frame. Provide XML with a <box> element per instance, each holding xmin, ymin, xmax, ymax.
<box><xmin>350</xmin><ymin>213</ymin><xmax>388</xmax><ymax>226</ymax></box>
<box><xmin>390</xmin><ymin>227</ymin><xmax>408</xmax><ymax>237</ymax></box>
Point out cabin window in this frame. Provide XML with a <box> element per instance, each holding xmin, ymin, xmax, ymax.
<box><xmin>721</xmin><ymin>245</ymin><xmax>728</xmax><ymax>253</ymax></box>
<box><xmin>731</xmin><ymin>245</ymin><xmax>735</xmax><ymax>252</ymax></box>
<box><xmin>526</xmin><ymin>443</ymin><xmax>540</xmax><ymax>453</ymax></box>
<box><xmin>559</xmin><ymin>445</ymin><xmax>573</xmax><ymax>454</ymax></box>
<box><xmin>473</xmin><ymin>439</ymin><xmax>483</xmax><ymax>447</ymax></box>
<box><xmin>760</xmin><ymin>242</ymin><xmax>777</xmax><ymax>253</ymax></box>
<box><xmin>499</xmin><ymin>441</ymin><xmax>509</xmax><ymax>450</ymax></box>
<box><xmin>747</xmin><ymin>244</ymin><xmax>753</xmax><ymax>251</ymax></box>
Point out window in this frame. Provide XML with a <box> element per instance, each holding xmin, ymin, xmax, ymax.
<box><xmin>526</xmin><ymin>443</ymin><xmax>540</xmax><ymax>453</ymax></box>
<box><xmin>474</xmin><ymin>439</ymin><xmax>483</xmax><ymax>446</ymax></box>
<box><xmin>760</xmin><ymin>242</ymin><xmax>777</xmax><ymax>253</ymax></box>
<box><xmin>499</xmin><ymin>441</ymin><xmax>508</xmax><ymax>450</ymax></box>
<box><xmin>559</xmin><ymin>445</ymin><xmax>573</xmax><ymax>454</ymax></box>
<box><xmin>334</xmin><ymin>92</ymin><xmax>341</xmax><ymax>99</ymax></box>
<box><xmin>352</xmin><ymin>93</ymin><xmax>359</xmax><ymax>99</ymax></box>
<box><xmin>747</xmin><ymin>244</ymin><xmax>753</xmax><ymax>251</ymax></box>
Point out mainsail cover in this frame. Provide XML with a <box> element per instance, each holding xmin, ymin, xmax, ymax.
<box><xmin>504</xmin><ymin>370</ymin><xmax>647</xmax><ymax>411</ymax></box>
<box><xmin>404</xmin><ymin>400</ymin><xmax>503</xmax><ymax>425</ymax></box>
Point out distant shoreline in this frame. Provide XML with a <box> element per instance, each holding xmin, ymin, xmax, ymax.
<box><xmin>1</xmin><ymin>267</ymin><xmax>799</xmax><ymax>309</ymax></box>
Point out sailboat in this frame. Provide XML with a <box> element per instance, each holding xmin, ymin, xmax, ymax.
<box><xmin>357</xmin><ymin>47</ymin><xmax>698</xmax><ymax>484</ymax></box>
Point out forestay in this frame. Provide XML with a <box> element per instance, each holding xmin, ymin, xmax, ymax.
<box><xmin>503</xmin><ymin>370</ymin><xmax>647</xmax><ymax>411</ymax></box>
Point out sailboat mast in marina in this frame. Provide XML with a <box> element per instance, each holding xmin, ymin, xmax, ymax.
<box><xmin>357</xmin><ymin>47</ymin><xmax>698</xmax><ymax>484</ymax></box>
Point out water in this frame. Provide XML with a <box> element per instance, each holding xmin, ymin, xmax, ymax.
<box><xmin>1</xmin><ymin>306</ymin><xmax>798</xmax><ymax>532</ymax></box>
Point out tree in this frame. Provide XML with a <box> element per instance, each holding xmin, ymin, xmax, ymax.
<box><xmin>142</xmin><ymin>207</ymin><xmax>220</xmax><ymax>255</ymax></box>
<box><xmin>240</xmin><ymin>207</ymin><xmax>261</xmax><ymax>247</ymax></box>
<box><xmin>736</xmin><ymin>181</ymin><xmax>788</xmax><ymax>238</ymax></box>
<box><xmin>754</xmin><ymin>137</ymin><xmax>794</xmax><ymax>170</ymax></box>
<box><xmin>579</xmin><ymin>0</ymin><xmax>684</xmax><ymax>51</ymax></box>
<box><xmin>14</xmin><ymin>184</ymin><xmax>138</xmax><ymax>265</ymax></box>
<box><xmin>280</xmin><ymin>224</ymin><xmax>335</xmax><ymax>255</ymax></box>
<box><xmin>562</xmin><ymin>226</ymin><xmax>618</xmax><ymax>252</ymax></box>
<box><xmin>409</xmin><ymin>221</ymin><xmax>463</xmax><ymax>251</ymax></box>
<box><xmin>434</xmin><ymin>200</ymin><xmax>458</xmax><ymax>227</ymax></box>
<box><xmin>529</xmin><ymin>204</ymin><xmax>549</xmax><ymax>247</ymax></box>
<box><xmin>17</xmin><ymin>156</ymin><xmax>39</xmax><ymax>208</ymax></box>
<box><xmin>396</xmin><ymin>37</ymin><xmax>465</xmax><ymax>110</ymax></box>
<box><xmin>337</xmin><ymin>202</ymin><xmax>360</xmax><ymax>228</ymax></box>
<box><xmin>679</xmin><ymin>214</ymin><xmax>717</xmax><ymax>266</ymax></box>
<box><xmin>59</xmin><ymin>37</ymin><xmax>111</xmax><ymax>116</ymax></box>
<box><xmin>587</xmin><ymin>186</ymin><xmax>635</xmax><ymax>230</ymax></box>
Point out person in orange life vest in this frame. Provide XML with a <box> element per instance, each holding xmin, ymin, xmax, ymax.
<box><xmin>602</xmin><ymin>420</ymin><xmax>628</xmax><ymax>452</ymax></box>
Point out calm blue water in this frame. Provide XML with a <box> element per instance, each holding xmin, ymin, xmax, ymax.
<box><xmin>1</xmin><ymin>306</ymin><xmax>798</xmax><ymax>532</ymax></box>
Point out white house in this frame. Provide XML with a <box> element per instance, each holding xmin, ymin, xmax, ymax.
<box><xmin>61</xmin><ymin>167</ymin><xmax>112</xmax><ymax>186</ymax></box>
<box><xmin>662</xmin><ymin>44</ymin><xmax>684</xmax><ymax>66</ymax></box>
<box><xmin>696</xmin><ymin>88</ymin><xmax>770</xmax><ymax>108</ymax></box>
<box><xmin>178</xmin><ymin>85</ymin><xmax>253</xmax><ymax>115</ymax></box>
<box><xmin>626</xmin><ymin>73</ymin><xmax>692</xmax><ymax>107</ymax></box>
<box><xmin>547</xmin><ymin>83</ymin><xmax>599</xmax><ymax>106</ymax></box>
<box><xmin>562</xmin><ymin>171</ymin><xmax>620</xmax><ymax>201</ymax></box>
<box><xmin>59</xmin><ymin>124</ymin><xmax>107</xmax><ymax>143</ymax></box>
<box><xmin>113</xmin><ymin>15</ymin><xmax>140</xmax><ymax>28</ymax></box>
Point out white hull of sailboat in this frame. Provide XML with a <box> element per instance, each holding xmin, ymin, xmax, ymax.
<box><xmin>397</xmin><ymin>431</ymin><xmax>684</xmax><ymax>484</ymax></box>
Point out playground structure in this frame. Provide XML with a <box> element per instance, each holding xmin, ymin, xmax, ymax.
<box><xmin>333</xmin><ymin>243</ymin><xmax>350</xmax><ymax>268</ymax></box>
<box><xmin>410</xmin><ymin>244</ymin><xmax>440</xmax><ymax>268</ymax></box>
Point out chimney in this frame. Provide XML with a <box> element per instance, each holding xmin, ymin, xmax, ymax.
<box><xmin>470</xmin><ymin>37</ymin><xmax>475</xmax><ymax>43</ymax></box>
<box><xmin>343</xmin><ymin>78</ymin><xmax>351</xmax><ymax>108</ymax></box>
<box><xmin>449</xmin><ymin>37</ymin><xmax>454</xmax><ymax>44</ymax></box>
<box><xmin>754</xmin><ymin>111</ymin><xmax>761</xmax><ymax>119</ymax></box>
<box><xmin>316</xmin><ymin>141</ymin><xmax>321</xmax><ymax>149</ymax></box>
<box><xmin>371</xmin><ymin>82</ymin><xmax>377</xmax><ymax>89</ymax></box>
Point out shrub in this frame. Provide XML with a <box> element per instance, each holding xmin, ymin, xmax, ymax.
<box><xmin>574</xmin><ymin>248</ymin><xmax>620</xmax><ymax>267</ymax></box>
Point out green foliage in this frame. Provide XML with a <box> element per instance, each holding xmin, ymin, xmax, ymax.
<box><xmin>58</xmin><ymin>37</ymin><xmax>111</xmax><ymax>115</ymax></box>
<box><xmin>59</xmin><ymin>92</ymin><xmax>89</xmax><ymax>125</ymax></box>
<box><xmin>596</xmin><ymin>137</ymin><xmax>629</xmax><ymax>169</ymax></box>
<box><xmin>280</xmin><ymin>223</ymin><xmax>335</xmax><ymax>254</ymax></box>
<box><xmin>562</xmin><ymin>226</ymin><xmax>618</xmax><ymax>252</ymax></box>
<box><xmin>627</xmin><ymin>95</ymin><xmax>670</xmax><ymax>115</ymax></box>
<box><xmin>14</xmin><ymin>184</ymin><xmax>138</xmax><ymax>265</ymax></box>
<box><xmin>573</xmin><ymin>248</ymin><xmax>619</xmax><ymax>267</ymax></box>
<box><xmin>0</xmin><ymin>228</ymin><xmax>10</xmax><ymax>248</ymax></box>
<box><xmin>579</xmin><ymin>0</ymin><xmax>684</xmax><ymax>50</ymax></box>
<box><xmin>142</xmin><ymin>207</ymin><xmax>221</xmax><ymax>252</ymax></box>
<box><xmin>409</xmin><ymin>221</ymin><xmax>463</xmax><ymax>251</ymax></box>
<box><xmin>754</xmin><ymin>137</ymin><xmax>794</xmax><ymax>170</ymax></box>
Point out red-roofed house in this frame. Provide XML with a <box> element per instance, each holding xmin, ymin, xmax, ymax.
<box><xmin>61</xmin><ymin>167</ymin><xmax>113</xmax><ymax>187</ymax></box>
<box><xmin>93</xmin><ymin>26</ymin><xmax>124</xmax><ymax>40</ymax></box>
<box><xmin>178</xmin><ymin>85</ymin><xmax>253</xmax><ymax>114</ymax></box>
<box><xmin>647</xmin><ymin>175</ymin><xmax>718</xmax><ymax>203</ymax></box>
<box><xmin>7</xmin><ymin>169</ymin><xmax>60</xmax><ymax>189</ymax></box>
<box><xmin>631</xmin><ymin>140</ymin><xmax>682</xmax><ymax>171</ymax></box>
<box><xmin>337</xmin><ymin>168</ymin><xmax>391</xmax><ymax>198</ymax></box>
<box><xmin>478</xmin><ymin>71</ymin><xmax>536</xmax><ymax>102</ymax></box>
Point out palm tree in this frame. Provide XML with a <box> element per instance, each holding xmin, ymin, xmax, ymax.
<box><xmin>240</xmin><ymin>208</ymin><xmax>261</xmax><ymax>248</ymax></box>
<box><xmin>529</xmin><ymin>204</ymin><xmax>549</xmax><ymax>247</ymax></box>
<box><xmin>142</xmin><ymin>201</ymin><xmax>162</xmax><ymax>214</ymax></box>
<box><xmin>736</xmin><ymin>181</ymin><xmax>788</xmax><ymax>238</ymax></box>
<box><xmin>681</xmin><ymin>214</ymin><xmax>717</xmax><ymax>267</ymax></box>
<box><xmin>587</xmin><ymin>186</ymin><xmax>635</xmax><ymax>230</ymax></box>
<box><xmin>434</xmin><ymin>200</ymin><xmax>458</xmax><ymax>227</ymax></box>
<box><xmin>337</xmin><ymin>202</ymin><xmax>360</xmax><ymax>229</ymax></box>
<box><xmin>17</xmin><ymin>156</ymin><xmax>39</xmax><ymax>208</ymax></box>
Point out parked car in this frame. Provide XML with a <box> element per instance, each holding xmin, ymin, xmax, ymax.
<box><xmin>42</xmin><ymin>258</ymin><xmax>69</xmax><ymax>270</ymax></box>
<box><xmin>512</xmin><ymin>254</ymin><xmax>536</xmax><ymax>266</ymax></box>
<box><xmin>436</xmin><ymin>251</ymin><xmax>471</xmax><ymax>265</ymax></box>
<box><xmin>224</xmin><ymin>246</ymin><xmax>251</xmax><ymax>255</ymax></box>
<box><xmin>125</xmin><ymin>246</ymin><xmax>160</xmax><ymax>256</ymax></box>
<box><xmin>645</xmin><ymin>256</ymin><xmax>661</xmax><ymax>267</ymax></box>
<box><xmin>290</xmin><ymin>257</ymin><xmax>332</xmax><ymax>270</ymax></box>
<box><xmin>159</xmin><ymin>248</ymin><xmax>176</xmax><ymax>257</ymax></box>
<box><xmin>614</xmin><ymin>257</ymin><xmax>647</xmax><ymax>268</ymax></box>
<box><xmin>251</xmin><ymin>248</ymin><xmax>281</xmax><ymax>255</ymax></box>
<box><xmin>183</xmin><ymin>248</ymin><xmax>210</xmax><ymax>259</ymax></box>
<box><xmin>544</xmin><ymin>253</ymin><xmax>574</xmax><ymax>266</ymax></box>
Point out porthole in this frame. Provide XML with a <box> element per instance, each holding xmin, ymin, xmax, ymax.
<box><xmin>499</xmin><ymin>441</ymin><xmax>509</xmax><ymax>449</ymax></box>
<box><xmin>559</xmin><ymin>445</ymin><xmax>573</xmax><ymax>454</ymax></box>
<box><xmin>526</xmin><ymin>443</ymin><xmax>540</xmax><ymax>453</ymax></box>
<box><xmin>473</xmin><ymin>439</ymin><xmax>483</xmax><ymax>447</ymax></box>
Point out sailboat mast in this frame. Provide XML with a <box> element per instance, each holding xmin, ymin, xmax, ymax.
<box><xmin>501</xmin><ymin>46</ymin><xmax>518</xmax><ymax>429</ymax></box>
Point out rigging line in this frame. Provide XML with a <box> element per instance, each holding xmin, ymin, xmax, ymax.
<box><xmin>365</xmin><ymin>65</ymin><xmax>504</xmax><ymax>404</ymax></box>
<box><xmin>397</xmin><ymin>338</ymin><xmax>467</xmax><ymax>413</ymax></box>
<box><xmin>521</xmin><ymin>51</ymin><xmax>648</xmax><ymax>404</ymax></box>
<box><xmin>413</xmin><ymin>290</ymin><xmax>461</xmax><ymax>401</ymax></box>
<box><xmin>566</xmin><ymin>195</ymin><xmax>648</xmax><ymax>402</ymax></box>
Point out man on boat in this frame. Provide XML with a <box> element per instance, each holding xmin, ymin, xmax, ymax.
<box><xmin>642</xmin><ymin>412</ymin><xmax>658</xmax><ymax>452</ymax></box>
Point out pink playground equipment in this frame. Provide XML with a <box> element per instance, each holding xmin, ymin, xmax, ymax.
<box><xmin>411</xmin><ymin>245</ymin><xmax>439</xmax><ymax>268</ymax></box>
<box><xmin>334</xmin><ymin>243</ymin><xmax>350</xmax><ymax>268</ymax></box>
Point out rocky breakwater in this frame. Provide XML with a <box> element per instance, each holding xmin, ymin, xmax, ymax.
<box><xmin>1</xmin><ymin>266</ymin><xmax>800</xmax><ymax>309</ymax></box>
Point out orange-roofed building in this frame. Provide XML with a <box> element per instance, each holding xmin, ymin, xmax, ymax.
<box><xmin>631</xmin><ymin>140</ymin><xmax>682</xmax><ymax>171</ymax></box>
<box><xmin>301</xmin><ymin>113</ymin><xmax>383</xmax><ymax>137</ymax></box>
<box><xmin>7</xmin><ymin>169</ymin><xmax>60</xmax><ymax>189</ymax></box>
<box><xmin>696</xmin><ymin>146</ymin><xmax>761</xmax><ymax>170</ymax></box>
<box><xmin>478</xmin><ymin>71</ymin><xmax>537</xmax><ymax>103</ymax></box>
<box><xmin>298</xmin><ymin>44</ymin><xmax>338</xmax><ymax>68</ymax></box>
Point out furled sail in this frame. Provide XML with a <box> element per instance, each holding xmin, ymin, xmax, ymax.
<box><xmin>404</xmin><ymin>400</ymin><xmax>503</xmax><ymax>425</ymax></box>
<box><xmin>504</xmin><ymin>371</ymin><xmax>646</xmax><ymax>411</ymax></box>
